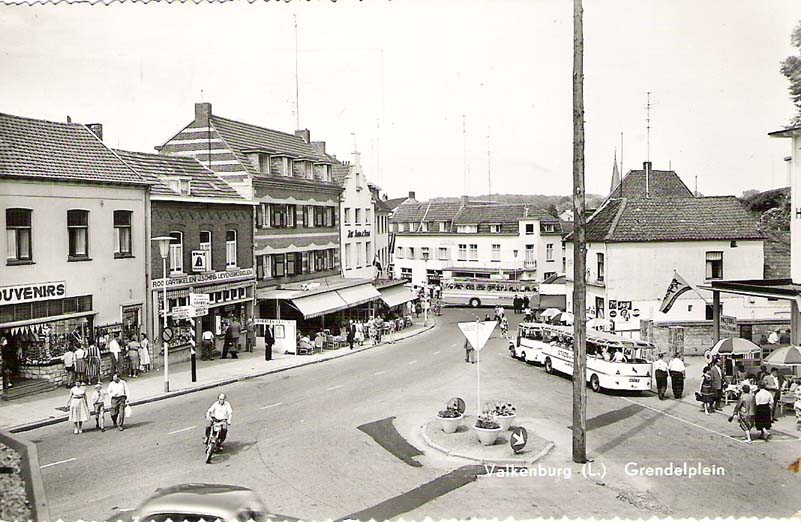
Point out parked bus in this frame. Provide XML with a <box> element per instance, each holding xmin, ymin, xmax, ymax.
<box><xmin>441</xmin><ymin>277</ymin><xmax>535</xmax><ymax>308</ymax></box>
<box><xmin>540</xmin><ymin>325</ymin><xmax>657</xmax><ymax>392</ymax></box>
<box><xmin>509</xmin><ymin>322</ymin><xmax>550</xmax><ymax>365</ymax></box>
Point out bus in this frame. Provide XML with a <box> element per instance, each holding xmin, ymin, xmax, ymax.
<box><xmin>540</xmin><ymin>325</ymin><xmax>657</xmax><ymax>392</ymax></box>
<box><xmin>441</xmin><ymin>277</ymin><xmax>536</xmax><ymax>308</ymax></box>
<box><xmin>509</xmin><ymin>322</ymin><xmax>550</xmax><ymax>365</ymax></box>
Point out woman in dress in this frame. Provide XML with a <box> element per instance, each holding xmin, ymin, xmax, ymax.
<box><xmin>355</xmin><ymin>322</ymin><xmax>364</xmax><ymax>347</ymax></box>
<box><xmin>139</xmin><ymin>333</ymin><xmax>151</xmax><ymax>373</ymax></box>
<box><xmin>700</xmin><ymin>365</ymin><xmax>714</xmax><ymax>415</ymax></box>
<box><xmin>85</xmin><ymin>341</ymin><xmax>101</xmax><ymax>385</ymax></box>
<box><xmin>127</xmin><ymin>336</ymin><xmax>141</xmax><ymax>378</ymax></box>
<box><xmin>73</xmin><ymin>344</ymin><xmax>87</xmax><ymax>385</ymax></box>
<box><xmin>729</xmin><ymin>383</ymin><xmax>756</xmax><ymax>443</ymax></box>
<box><xmin>67</xmin><ymin>382</ymin><xmax>90</xmax><ymax>434</ymax></box>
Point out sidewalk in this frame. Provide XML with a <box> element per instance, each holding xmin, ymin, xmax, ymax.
<box><xmin>0</xmin><ymin>318</ymin><xmax>438</xmax><ymax>433</ymax></box>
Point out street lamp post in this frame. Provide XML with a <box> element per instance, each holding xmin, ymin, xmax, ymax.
<box><xmin>422</xmin><ymin>252</ymin><xmax>430</xmax><ymax>325</ymax></box>
<box><xmin>151</xmin><ymin>236</ymin><xmax>173</xmax><ymax>393</ymax></box>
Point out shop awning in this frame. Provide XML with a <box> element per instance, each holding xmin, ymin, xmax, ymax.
<box><xmin>0</xmin><ymin>310</ymin><xmax>97</xmax><ymax>330</ymax></box>
<box><xmin>379</xmin><ymin>285</ymin><xmax>417</xmax><ymax>308</ymax></box>
<box><xmin>337</xmin><ymin>284</ymin><xmax>381</xmax><ymax>308</ymax></box>
<box><xmin>289</xmin><ymin>292</ymin><xmax>350</xmax><ymax>319</ymax></box>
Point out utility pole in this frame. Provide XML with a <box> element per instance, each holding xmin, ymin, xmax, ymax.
<box><xmin>571</xmin><ymin>0</ymin><xmax>588</xmax><ymax>464</ymax></box>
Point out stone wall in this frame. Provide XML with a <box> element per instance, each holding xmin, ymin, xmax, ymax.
<box><xmin>641</xmin><ymin>318</ymin><xmax>791</xmax><ymax>356</ymax></box>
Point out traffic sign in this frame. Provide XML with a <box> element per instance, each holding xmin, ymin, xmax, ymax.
<box><xmin>191</xmin><ymin>250</ymin><xmax>208</xmax><ymax>272</ymax></box>
<box><xmin>161</xmin><ymin>326</ymin><xmax>174</xmax><ymax>343</ymax></box>
<box><xmin>458</xmin><ymin>321</ymin><xmax>496</xmax><ymax>351</ymax></box>
<box><xmin>449</xmin><ymin>397</ymin><xmax>466</xmax><ymax>415</ymax></box>
<box><xmin>510</xmin><ymin>426</ymin><xmax>528</xmax><ymax>453</ymax></box>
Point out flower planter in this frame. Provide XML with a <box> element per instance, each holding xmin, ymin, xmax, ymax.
<box><xmin>496</xmin><ymin>414</ymin><xmax>516</xmax><ymax>431</ymax></box>
<box><xmin>436</xmin><ymin>414</ymin><xmax>463</xmax><ymax>434</ymax></box>
<box><xmin>474</xmin><ymin>425</ymin><xmax>503</xmax><ymax>446</ymax></box>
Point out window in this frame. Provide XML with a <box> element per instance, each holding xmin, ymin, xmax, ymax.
<box><xmin>6</xmin><ymin>208</ymin><xmax>32</xmax><ymax>262</ymax></box>
<box><xmin>469</xmin><ymin>244</ymin><xmax>478</xmax><ymax>261</ymax></box>
<box><xmin>542</xmin><ymin>223</ymin><xmax>557</xmax><ymax>233</ymax></box>
<box><xmin>113</xmin><ymin>210</ymin><xmax>132</xmax><ymax>257</ymax></box>
<box><xmin>706</xmin><ymin>251</ymin><xmax>723</xmax><ymax>280</ymax></box>
<box><xmin>355</xmin><ymin>208</ymin><xmax>362</xmax><ymax>225</ymax></box>
<box><xmin>525</xmin><ymin>244</ymin><xmax>535</xmax><ymax>263</ymax></box>
<box><xmin>439</xmin><ymin>222</ymin><xmax>447</xmax><ymax>232</ymax></box>
<box><xmin>546</xmin><ymin>243</ymin><xmax>554</xmax><ymax>261</ymax></box>
<box><xmin>345</xmin><ymin>243</ymin><xmax>352</xmax><ymax>269</ymax></box>
<box><xmin>705</xmin><ymin>302</ymin><xmax>723</xmax><ymax>320</ymax></box>
<box><xmin>168</xmin><ymin>231</ymin><xmax>183</xmax><ymax>274</ymax></box>
<box><xmin>366</xmin><ymin>241</ymin><xmax>373</xmax><ymax>263</ymax></box>
<box><xmin>286</xmin><ymin>252</ymin><xmax>300</xmax><ymax>275</ymax></box>
<box><xmin>344</xmin><ymin>208</ymin><xmax>351</xmax><ymax>225</ymax></box>
<box><xmin>491</xmin><ymin>244</ymin><xmax>501</xmax><ymax>262</ymax></box>
<box><xmin>421</xmin><ymin>246</ymin><xmax>430</xmax><ymax>260</ymax></box>
<box><xmin>408</xmin><ymin>247</ymin><xmax>415</xmax><ymax>260</ymax></box>
<box><xmin>597</xmin><ymin>252</ymin><xmax>604</xmax><ymax>281</ymax></box>
<box><xmin>420</xmin><ymin>222</ymin><xmax>429</xmax><ymax>232</ymax></box>
<box><xmin>271</xmin><ymin>204</ymin><xmax>296</xmax><ymax>228</ymax></box>
<box><xmin>199</xmin><ymin>231</ymin><xmax>212</xmax><ymax>269</ymax></box>
<box><xmin>525</xmin><ymin>223</ymin><xmax>535</xmax><ymax>235</ymax></box>
<box><xmin>365</xmin><ymin>209</ymin><xmax>372</xmax><ymax>224</ymax></box>
<box><xmin>271</xmin><ymin>254</ymin><xmax>286</xmax><ymax>278</ymax></box>
<box><xmin>67</xmin><ymin>210</ymin><xmax>89</xmax><ymax>259</ymax></box>
<box><xmin>257</xmin><ymin>254</ymin><xmax>271</xmax><ymax>279</ymax></box>
<box><xmin>396</xmin><ymin>246</ymin><xmax>404</xmax><ymax>259</ymax></box>
<box><xmin>165</xmin><ymin>178</ymin><xmax>191</xmax><ymax>196</ymax></box>
<box><xmin>456</xmin><ymin>224</ymin><xmax>477</xmax><ymax>233</ymax></box>
<box><xmin>458</xmin><ymin>244</ymin><xmax>467</xmax><ymax>261</ymax></box>
<box><xmin>438</xmin><ymin>247</ymin><xmax>448</xmax><ymax>260</ymax></box>
<box><xmin>314</xmin><ymin>206</ymin><xmax>334</xmax><ymax>227</ymax></box>
<box><xmin>258</xmin><ymin>203</ymin><xmax>271</xmax><ymax>228</ymax></box>
<box><xmin>490</xmin><ymin>224</ymin><xmax>501</xmax><ymax>233</ymax></box>
<box><xmin>357</xmin><ymin>242</ymin><xmax>364</xmax><ymax>267</ymax></box>
<box><xmin>226</xmin><ymin>230</ymin><xmax>237</xmax><ymax>268</ymax></box>
<box><xmin>543</xmin><ymin>271</ymin><xmax>557</xmax><ymax>280</ymax></box>
<box><xmin>408</xmin><ymin>222</ymin><xmax>416</xmax><ymax>232</ymax></box>
<box><xmin>400</xmin><ymin>267</ymin><xmax>412</xmax><ymax>280</ymax></box>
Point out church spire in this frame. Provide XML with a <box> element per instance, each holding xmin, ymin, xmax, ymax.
<box><xmin>610</xmin><ymin>150</ymin><xmax>621</xmax><ymax>194</ymax></box>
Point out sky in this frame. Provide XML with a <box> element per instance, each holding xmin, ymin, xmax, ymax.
<box><xmin>1</xmin><ymin>0</ymin><xmax>800</xmax><ymax>200</ymax></box>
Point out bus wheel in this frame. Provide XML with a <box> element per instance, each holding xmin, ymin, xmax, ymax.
<box><xmin>590</xmin><ymin>374</ymin><xmax>601</xmax><ymax>393</ymax></box>
<box><xmin>544</xmin><ymin>357</ymin><xmax>553</xmax><ymax>374</ymax></box>
<box><xmin>469</xmin><ymin>298</ymin><xmax>481</xmax><ymax>308</ymax></box>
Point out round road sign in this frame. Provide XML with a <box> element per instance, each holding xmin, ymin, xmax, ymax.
<box><xmin>510</xmin><ymin>426</ymin><xmax>528</xmax><ymax>453</ymax></box>
<box><xmin>449</xmin><ymin>397</ymin><xmax>466</xmax><ymax>415</ymax></box>
<box><xmin>161</xmin><ymin>326</ymin><xmax>174</xmax><ymax>343</ymax></box>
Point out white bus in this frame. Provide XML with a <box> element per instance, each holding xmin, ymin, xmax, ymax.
<box><xmin>509</xmin><ymin>322</ymin><xmax>550</xmax><ymax>365</ymax></box>
<box><xmin>441</xmin><ymin>277</ymin><xmax>535</xmax><ymax>308</ymax></box>
<box><xmin>540</xmin><ymin>325</ymin><xmax>657</xmax><ymax>392</ymax></box>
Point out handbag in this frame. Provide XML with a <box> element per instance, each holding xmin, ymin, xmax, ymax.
<box><xmin>694</xmin><ymin>391</ymin><xmax>703</xmax><ymax>402</ymax></box>
<box><xmin>124</xmin><ymin>404</ymin><xmax>132</xmax><ymax>418</ymax></box>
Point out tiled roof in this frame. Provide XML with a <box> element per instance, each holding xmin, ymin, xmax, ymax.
<box><xmin>331</xmin><ymin>162</ymin><xmax>350</xmax><ymax>187</ymax></box>
<box><xmin>609</xmin><ymin>168</ymin><xmax>694</xmax><ymax>199</ymax></box>
<box><xmin>763</xmin><ymin>232</ymin><xmax>791</xmax><ymax>279</ymax></box>
<box><xmin>0</xmin><ymin>112</ymin><xmax>148</xmax><ymax>186</ymax></box>
<box><xmin>384</xmin><ymin>197</ymin><xmax>410</xmax><ymax>211</ymax></box>
<box><xmin>115</xmin><ymin>150</ymin><xmax>243</xmax><ymax>199</ymax></box>
<box><xmin>580</xmin><ymin>197</ymin><xmax>764</xmax><ymax>242</ymax></box>
<box><xmin>454</xmin><ymin>204</ymin><xmax>550</xmax><ymax>224</ymax></box>
<box><xmin>210</xmin><ymin>115</ymin><xmax>331</xmax><ymax>164</ymax></box>
<box><xmin>374</xmin><ymin>198</ymin><xmax>392</xmax><ymax>212</ymax></box>
<box><xmin>392</xmin><ymin>200</ymin><xmax>463</xmax><ymax>223</ymax></box>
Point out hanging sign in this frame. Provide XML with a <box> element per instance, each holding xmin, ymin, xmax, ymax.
<box><xmin>191</xmin><ymin>251</ymin><xmax>208</xmax><ymax>272</ymax></box>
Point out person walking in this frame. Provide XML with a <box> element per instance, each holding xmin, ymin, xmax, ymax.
<box><xmin>768</xmin><ymin>329</ymin><xmax>780</xmax><ymax>345</ymax></box>
<box><xmin>126</xmin><ymin>336</ymin><xmax>141</xmax><ymax>378</ymax></box>
<box><xmin>668</xmin><ymin>353</ymin><xmax>686</xmax><ymax>399</ymax></box>
<box><xmin>264</xmin><ymin>325</ymin><xmax>274</xmax><ymax>361</ymax></box>
<box><xmin>522</xmin><ymin>295</ymin><xmax>530</xmax><ymax>314</ymax></box>
<box><xmin>524</xmin><ymin>306</ymin><xmax>533</xmax><ymax>323</ymax></box>
<box><xmin>500</xmin><ymin>316</ymin><xmax>509</xmax><ymax>339</ymax></box>
<box><xmin>74</xmin><ymin>344</ymin><xmax>87</xmax><ymax>384</ymax></box>
<box><xmin>107</xmin><ymin>333</ymin><xmax>121</xmax><ymax>377</ymax></box>
<box><xmin>91</xmin><ymin>382</ymin><xmax>107</xmax><ymax>432</ymax></box>
<box><xmin>347</xmin><ymin>320</ymin><xmax>356</xmax><ymax>350</ymax></box>
<box><xmin>139</xmin><ymin>333</ymin><xmax>151</xmax><ymax>373</ymax></box>
<box><xmin>513</xmin><ymin>294</ymin><xmax>521</xmax><ymax>315</ymax></box>
<box><xmin>754</xmin><ymin>381</ymin><xmax>774</xmax><ymax>440</ymax></box>
<box><xmin>201</xmin><ymin>329</ymin><xmax>215</xmax><ymax>361</ymax></box>
<box><xmin>107</xmin><ymin>373</ymin><xmax>129</xmax><ymax>431</ymax></box>
<box><xmin>729</xmin><ymin>383</ymin><xmax>756</xmax><ymax>443</ymax></box>
<box><xmin>710</xmin><ymin>357</ymin><xmax>724</xmax><ymax>411</ymax></box>
<box><xmin>67</xmin><ymin>381</ymin><xmax>90</xmax><ymax>434</ymax></box>
<box><xmin>86</xmin><ymin>341</ymin><xmax>101</xmax><ymax>385</ymax></box>
<box><xmin>62</xmin><ymin>347</ymin><xmax>76</xmax><ymax>388</ymax></box>
<box><xmin>653</xmin><ymin>353</ymin><xmax>669</xmax><ymax>400</ymax></box>
<box><xmin>224</xmin><ymin>318</ymin><xmax>241</xmax><ymax>359</ymax></box>
<box><xmin>387</xmin><ymin>319</ymin><xmax>396</xmax><ymax>344</ymax></box>
<box><xmin>764</xmin><ymin>368</ymin><xmax>783</xmax><ymax>421</ymax></box>
<box><xmin>700</xmin><ymin>366</ymin><xmax>714</xmax><ymax>415</ymax></box>
<box><xmin>355</xmin><ymin>321</ymin><xmax>365</xmax><ymax>346</ymax></box>
<box><xmin>464</xmin><ymin>338</ymin><xmax>475</xmax><ymax>364</ymax></box>
<box><xmin>374</xmin><ymin>316</ymin><xmax>384</xmax><ymax>344</ymax></box>
<box><xmin>246</xmin><ymin>319</ymin><xmax>256</xmax><ymax>353</ymax></box>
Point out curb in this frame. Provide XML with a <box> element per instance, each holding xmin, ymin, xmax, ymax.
<box><xmin>8</xmin><ymin>319</ymin><xmax>438</xmax><ymax>434</ymax></box>
<box><xmin>419</xmin><ymin>421</ymin><xmax>555</xmax><ymax>467</ymax></box>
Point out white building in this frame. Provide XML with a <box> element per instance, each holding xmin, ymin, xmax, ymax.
<box><xmin>565</xmin><ymin>164</ymin><xmax>783</xmax><ymax>337</ymax></box>
<box><xmin>390</xmin><ymin>198</ymin><xmax>566</xmax><ymax>287</ymax></box>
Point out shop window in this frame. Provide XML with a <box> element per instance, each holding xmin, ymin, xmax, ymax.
<box><xmin>114</xmin><ymin>210</ymin><xmax>133</xmax><ymax>257</ymax></box>
<box><xmin>200</xmin><ymin>231</ymin><xmax>212</xmax><ymax>269</ymax></box>
<box><xmin>6</xmin><ymin>208</ymin><xmax>32</xmax><ymax>263</ymax></box>
<box><xmin>67</xmin><ymin>209</ymin><xmax>89</xmax><ymax>259</ymax></box>
<box><xmin>169</xmin><ymin>231</ymin><xmax>183</xmax><ymax>274</ymax></box>
<box><xmin>226</xmin><ymin>230</ymin><xmax>237</xmax><ymax>268</ymax></box>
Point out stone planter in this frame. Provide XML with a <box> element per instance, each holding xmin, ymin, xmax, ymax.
<box><xmin>474</xmin><ymin>425</ymin><xmax>503</xmax><ymax>446</ymax></box>
<box><xmin>436</xmin><ymin>414</ymin><xmax>463</xmax><ymax>434</ymax></box>
<box><xmin>496</xmin><ymin>414</ymin><xmax>516</xmax><ymax>431</ymax></box>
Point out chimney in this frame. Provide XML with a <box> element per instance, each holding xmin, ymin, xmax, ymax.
<box><xmin>408</xmin><ymin>191</ymin><xmax>416</xmax><ymax>200</ymax></box>
<box><xmin>311</xmin><ymin>141</ymin><xmax>326</xmax><ymax>154</ymax></box>
<box><xmin>383</xmin><ymin>194</ymin><xmax>388</xmax><ymax>200</ymax></box>
<box><xmin>460</xmin><ymin>195</ymin><xmax>469</xmax><ymax>206</ymax></box>
<box><xmin>643</xmin><ymin>161</ymin><xmax>652</xmax><ymax>198</ymax></box>
<box><xmin>195</xmin><ymin>102</ymin><xmax>212</xmax><ymax>125</ymax></box>
<box><xmin>66</xmin><ymin>116</ymin><xmax>72</xmax><ymax>123</ymax></box>
<box><xmin>295</xmin><ymin>129</ymin><xmax>311</xmax><ymax>143</ymax></box>
<box><xmin>352</xmin><ymin>151</ymin><xmax>361</xmax><ymax>167</ymax></box>
<box><xmin>86</xmin><ymin>123</ymin><xmax>103</xmax><ymax>141</ymax></box>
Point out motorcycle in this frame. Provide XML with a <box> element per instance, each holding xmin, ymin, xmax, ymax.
<box><xmin>205</xmin><ymin>417</ymin><xmax>227</xmax><ymax>464</ymax></box>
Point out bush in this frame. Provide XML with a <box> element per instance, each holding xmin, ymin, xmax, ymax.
<box><xmin>474</xmin><ymin>412</ymin><xmax>500</xmax><ymax>430</ymax></box>
<box><xmin>437</xmin><ymin>398</ymin><xmax>462</xmax><ymax>418</ymax></box>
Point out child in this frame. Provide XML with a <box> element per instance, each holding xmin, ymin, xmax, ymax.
<box><xmin>91</xmin><ymin>382</ymin><xmax>107</xmax><ymax>432</ymax></box>
<box><xmin>728</xmin><ymin>383</ymin><xmax>756</xmax><ymax>443</ymax></box>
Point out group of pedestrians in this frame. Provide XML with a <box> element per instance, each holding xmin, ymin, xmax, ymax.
<box><xmin>651</xmin><ymin>352</ymin><xmax>687</xmax><ymax>400</ymax></box>
<box><xmin>66</xmin><ymin>373</ymin><xmax>130</xmax><ymax>434</ymax></box>
<box><xmin>61</xmin><ymin>333</ymin><xmax>151</xmax><ymax>387</ymax></box>
<box><xmin>512</xmin><ymin>294</ymin><xmax>530</xmax><ymax>315</ymax></box>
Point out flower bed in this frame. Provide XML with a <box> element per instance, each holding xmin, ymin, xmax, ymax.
<box><xmin>0</xmin><ymin>441</ymin><xmax>32</xmax><ymax>521</ymax></box>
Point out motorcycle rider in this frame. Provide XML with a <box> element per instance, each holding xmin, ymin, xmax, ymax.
<box><xmin>204</xmin><ymin>393</ymin><xmax>233</xmax><ymax>449</ymax></box>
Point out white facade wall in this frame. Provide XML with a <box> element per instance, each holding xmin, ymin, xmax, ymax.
<box><xmin>340</xmin><ymin>158</ymin><xmax>377</xmax><ymax>279</ymax></box>
<box><xmin>791</xmin><ymin>133</ymin><xmax>801</xmax><ymax>284</ymax></box>
<box><xmin>565</xmin><ymin>239</ymin><xmax>786</xmax><ymax>336</ymax></box>
<box><xmin>1</xmin><ymin>179</ymin><xmax>149</xmax><ymax>328</ymax></box>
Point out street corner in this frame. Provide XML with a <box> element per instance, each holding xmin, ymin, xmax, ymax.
<box><xmin>420</xmin><ymin>415</ymin><xmax>554</xmax><ymax>467</ymax></box>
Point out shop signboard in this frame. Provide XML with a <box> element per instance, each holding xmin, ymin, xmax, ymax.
<box><xmin>254</xmin><ymin>318</ymin><xmax>296</xmax><ymax>354</ymax></box>
<box><xmin>151</xmin><ymin>268</ymin><xmax>255</xmax><ymax>290</ymax></box>
<box><xmin>171</xmin><ymin>305</ymin><xmax>193</xmax><ymax>321</ymax></box>
<box><xmin>190</xmin><ymin>293</ymin><xmax>209</xmax><ymax>317</ymax></box>
<box><xmin>0</xmin><ymin>281</ymin><xmax>66</xmax><ymax>305</ymax></box>
<box><xmin>191</xmin><ymin>251</ymin><xmax>208</xmax><ymax>272</ymax></box>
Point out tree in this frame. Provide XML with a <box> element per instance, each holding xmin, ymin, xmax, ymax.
<box><xmin>781</xmin><ymin>21</ymin><xmax>801</xmax><ymax>126</ymax></box>
<box><xmin>741</xmin><ymin>189</ymin><xmax>760</xmax><ymax>200</ymax></box>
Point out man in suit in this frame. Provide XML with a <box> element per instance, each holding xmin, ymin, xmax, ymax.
<box><xmin>710</xmin><ymin>357</ymin><xmax>724</xmax><ymax>411</ymax></box>
<box><xmin>264</xmin><ymin>325</ymin><xmax>274</xmax><ymax>361</ymax></box>
<box><xmin>347</xmin><ymin>320</ymin><xmax>356</xmax><ymax>350</ymax></box>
